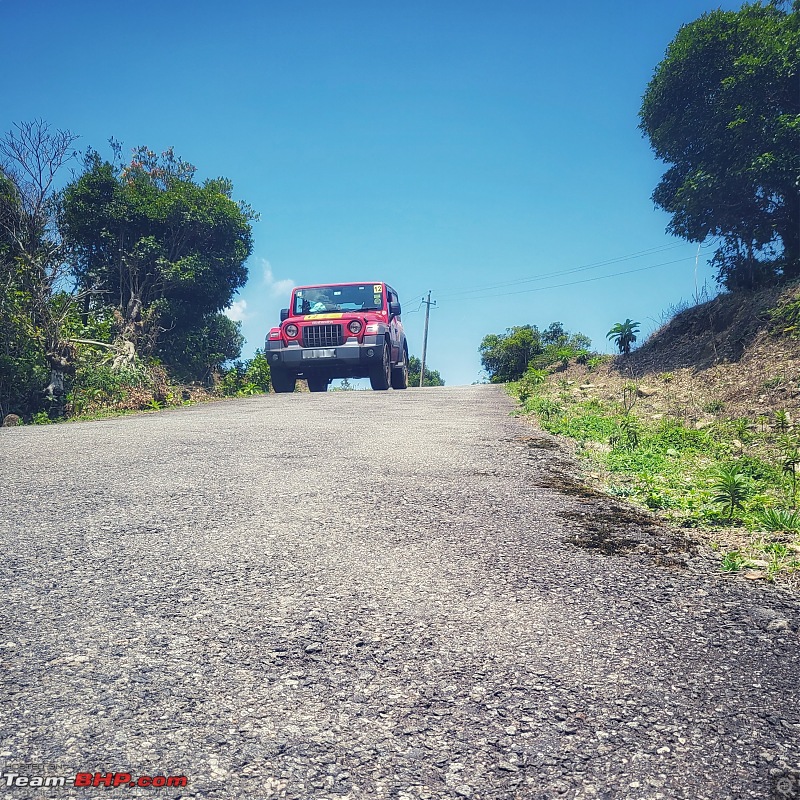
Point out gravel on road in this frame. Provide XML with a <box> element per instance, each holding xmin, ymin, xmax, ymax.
<box><xmin>1</xmin><ymin>385</ymin><xmax>798</xmax><ymax>800</ymax></box>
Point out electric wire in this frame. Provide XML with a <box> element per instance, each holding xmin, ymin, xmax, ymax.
<box><xmin>452</xmin><ymin>256</ymin><xmax>696</xmax><ymax>301</ymax></box>
<box><xmin>404</xmin><ymin>240</ymin><xmax>716</xmax><ymax>308</ymax></box>
<box><xmin>435</xmin><ymin>242</ymin><xmax>691</xmax><ymax>299</ymax></box>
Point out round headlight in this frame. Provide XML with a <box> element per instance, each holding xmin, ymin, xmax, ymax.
<box><xmin>348</xmin><ymin>320</ymin><xmax>363</xmax><ymax>334</ymax></box>
<box><xmin>285</xmin><ymin>323</ymin><xmax>298</xmax><ymax>337</ymax></box>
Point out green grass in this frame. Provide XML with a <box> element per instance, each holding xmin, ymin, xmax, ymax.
<box><xmin>509</xmin><ymin>378</ymin><xmax>800</xmax><ymax>584</ymax></box>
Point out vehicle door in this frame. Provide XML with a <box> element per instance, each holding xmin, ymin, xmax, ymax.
<box><xmin>387</xmin><ymin>286</ymin><xmax>402</xmax><ymax>363</ymax></box>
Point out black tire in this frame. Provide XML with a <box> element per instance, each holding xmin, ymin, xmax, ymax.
<box><xmin>307</xmin><ymin>375</ymin><xmax>329</xmax><ymax>393</ymax></box>
<box><xmin>271</xmin><ymin>368</ymin><xmax>296</xmax><ymax>394</ymax></box>
<box><xmin>369</xmin><ymin>341</ymin><xmax>391</xmax><ymax>391</ymax></box>
<box><xmin>391</xmin><ymin>348</ymin><xmax>409</xmax><ymax>389</ymax></box>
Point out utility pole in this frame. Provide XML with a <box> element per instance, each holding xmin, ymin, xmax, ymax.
<box><xmin>419</xmin><ymin>291</ymin><xmax>436</xmax><ymax>388</ymax></box>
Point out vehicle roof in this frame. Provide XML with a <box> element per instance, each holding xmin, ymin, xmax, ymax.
<box><xmin>292</xmin><ymin>282</ymin><xmax>386</xmax><ymax>290</ymax></box>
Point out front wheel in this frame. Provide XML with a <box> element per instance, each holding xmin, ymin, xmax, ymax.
<box><xmin>271</xmin><ymin>368</ymin><xmax>296</xmax><ymax>394</ymax></box>
<box><xmin>369</xmin><ymin>341</ymin><xmax>391</xmax><ymax>391</ymax></box>
<box><xmin>307</xmin><ymin>375</ymin><xmax>329</xmax><ymax>393</ymax></box>
<box><xmin>391</xmin><ymin>348</ymin><xmax>409</xmax><ymax>389</ymax></box>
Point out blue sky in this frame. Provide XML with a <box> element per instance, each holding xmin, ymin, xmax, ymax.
<box><xmin>2</xmin><ymin>0</ymin><xmax>737</xmax><ymax>385</ymax></box>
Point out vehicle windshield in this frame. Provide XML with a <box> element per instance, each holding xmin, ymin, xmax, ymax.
<box><xmin>293</xmin><ymin>284</ymin><xmax>384</xmax><ymax>315</ymax></box>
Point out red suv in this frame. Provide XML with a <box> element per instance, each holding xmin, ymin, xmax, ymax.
<box><xmin>264</xmin><ymin>282</ymin><xmax>409</xmax><ymax>392</ymax></box>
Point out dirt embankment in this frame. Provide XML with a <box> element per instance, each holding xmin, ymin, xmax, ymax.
<box><xmin>564</xmin><ymin>283</ymin><xmax>800</xmax><ymax>425</ymax></box>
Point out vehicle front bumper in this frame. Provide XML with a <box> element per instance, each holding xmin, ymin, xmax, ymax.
<box><xmin>264</xmin><ymin>336</ymin><xmax>384</xmax><ymax>372</ymax></box>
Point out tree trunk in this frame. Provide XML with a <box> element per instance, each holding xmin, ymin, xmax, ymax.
<box><xmin>43</xmin><ymin>341</ymin><xmax>76</xmax><ymax>415</ymax></box>
<box><xmin>43</xmin><ymin>367</ymin><xmax>65</xmax><ymax>402</ymax></box>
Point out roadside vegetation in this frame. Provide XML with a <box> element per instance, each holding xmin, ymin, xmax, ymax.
<box><xmin>498</xmin><ymin>296</ymin><xmax>800</xmax><ymax>588</ymax></box>
<box><xmin>408</xmin><ymin>355</ymin><xmax>445</xmax><ymax>387</ymax></box>
<box><xmin>0</xmin><ymin>121</ymin><xmax>267</xmax><ymax>425</ymax></box>
<box><xmin>485</xmin><ymin>1</ymin><xmax>800</xmax><ymax>587</ymax></box>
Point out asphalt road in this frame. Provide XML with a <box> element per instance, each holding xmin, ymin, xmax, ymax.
<box><xmin>1</xmin><ymin>385</ymin><xmax>798</xmax><ymax>800</ymax></box>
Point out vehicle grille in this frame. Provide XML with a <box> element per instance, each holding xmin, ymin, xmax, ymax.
<box><xmin>303</xmin><ymin>324</ymin><xmax>344</xmax><ymax>348</ymax></box>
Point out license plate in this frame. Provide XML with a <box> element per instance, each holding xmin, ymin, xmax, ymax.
<box><xmin>302</xmin><ymin>348</ymin><xmax>336</xmax><ymax>359</ymax></box>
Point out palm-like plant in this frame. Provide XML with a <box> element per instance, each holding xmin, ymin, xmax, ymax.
<box><xmin>710</xmin><ymin>464</ymin><xmax>749</xmax><ymax>520</ymax></box>
<box><xmin>607</xmin><ymin>319</ymin><xmax>641</xmax><ymax>355</ymax></box>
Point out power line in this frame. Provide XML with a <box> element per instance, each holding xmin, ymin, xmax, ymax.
<box><xmin>450</xmin><ymin>256</ymin><xmax>696</xmax><ymax>301</ymax></box>
<box><xmin>436</xmin><ymin>242</ymin><xmax>692</xmax><ymax>299</ymax></box>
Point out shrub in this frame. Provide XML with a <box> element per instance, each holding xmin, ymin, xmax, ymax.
<box><xmin>610</xmin><ymin>415</ymin><xmax>641</xmax><ymax>450</ymax></box>
<box><xmin>217</xmin><ymin>350</ymin><xmax>271</xmax><ymax>396</ymax></box>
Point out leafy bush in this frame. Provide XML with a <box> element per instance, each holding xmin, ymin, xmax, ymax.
<box><xmin>217</xmin><ymin>350</ymin><xmax>271</xmax><ymax>396</ymax></box>
<box><xmin>607</xmin><ymin>319</ymin><xmax>640</xmax><ymax>355</ymax></box>
<box><xmin>526</xmin><ymin>396</ymin><xmax>563</xmax><ymax>423</ymax></box>
<box><xmin>585</xmin><ymin>355</ymin><xmax>610</xmax><ymax>371</ymax></box>
<box><xmin>517</xmin><ymin>366</ymin><xmax>547</xmax><ymax>401</ymax></box>
<box><xmin>649</xmin><ymin>418</ymin><xmax>711</xmax><ymax>453</ymax></box>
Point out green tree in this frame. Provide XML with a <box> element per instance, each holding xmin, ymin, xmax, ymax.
<box><xmin>606</xmin><ymin>319</ymin><xmax>640</xmax><ymax>355</ymax></box>
<box><xmin>159</xmin><ymin>312</ymin><xmax>244</xmax><ymax>384</ymax></box>
<box><xmin>479</xmin><ymin>323</ymin><xmax>592</xmax><ymax>382</ymax></box>
<box><xmin>62</xmin><ymin>145</ymin><xmax>256</xmax><ymax>378</ymax></box>
<box><xmin>408</xmin><ymin>355</ymin><xmax>444</xmax><ymax>387</ymax></box>
<box><xmin>479</xmin><ymin>325</ymin><xmax>542</xmax><ymax>383</ymax></box>
<box><xmin>640</xmin><ymin>2</ymin><xmax>800</xmax><ymax>289</ymax></box>
<box><xmin>0</xmin><ymin>121</ymin><xmax>80</xmax><ymax>413</ymax></box>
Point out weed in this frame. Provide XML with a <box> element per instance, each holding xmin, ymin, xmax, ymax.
<box><xmin>710</xmin><ymin>464</ymin><xmax>750</xmax><ymax>520</ymax></box>
<box><xmin>774</xmin><ymin>409</ymin><xmax>792</xmax><ymax>433</ymax></box>
<box><xmin>754</xmin><ymin>507</ymin><xmax>800</xmax><ymax>533</ymax></box>
<box><xmin>620</xmin><ymin>382</ymin><xmax>638</xmax><ymax>414</ymax></box>
<box><xmin>610</xmin><ymin>415</ymin><xmax>641</xmax><ymax>450</ymax></box>
<box><xmin>721</xmin><ymin>550</ymin><xmax>745</xmax><ymax>572</ymax></box>
<box><xmin>781</xmin><ymin>445</ymin><xmax>800</xmax><ymax>502</ymax></box>
<box><xmin>517</xmin><ymin>367</ymin><xmax>547</xmax><ymax>402</ymax></box>
<box><xmin>528</xmin><ymin>397</ymin><xmax>563</xmax><ymax>423</ymax></box>
<box><xmin>703</xmin><ymin>399</ymin><xmax>725</xmax><ymax>414</ymax></box>
<box><xmin>763</xmin><ymin>375</ymin><xmax>784</xmax><ymax>390</ymax></box>
<box><xmin>731</xmin><ymin>417</ymin><xmax>752</xmax><ymax>443</ymax></box>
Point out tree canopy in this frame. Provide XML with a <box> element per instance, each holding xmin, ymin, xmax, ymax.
<box><xmin>479</xmin><ymin>322</ymin><xmax>591</xmax><ymax>383</ymax></box>
<box><xmin>62</xmin><ymin>146</ymin><xmax>256</xmax><ymax>375</ymax></box>
<box><xmin>640</xmin><ymin>1</ymin><xmax>800</xmax><ymax>289</ymax></box>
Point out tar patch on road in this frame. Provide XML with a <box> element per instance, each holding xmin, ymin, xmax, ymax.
<box><xmin>534</xmin><ymin>468</ymin><xmax>605</xmax><ymax>499</ymax></box>
<box><xmin>560</xmin><ymin>504</ymin><xmax>698</xmax><ymax>566</ymax></box>
<box><xmin>520</xmin><ymin>434</ymin><xmax>560</xmax><ymax>450</ymax></box>
<box><xmin>519</xmin><ymin>435</ymin><xmax>700</xmax><ymax>566</ymax></box>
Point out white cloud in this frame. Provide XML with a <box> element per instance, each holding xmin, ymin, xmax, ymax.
<box><xmin>261</xmin><ymin>259</ymin><xmax>295</xmax><ymax>298</ymax></box>
<box><xmin>224</xmin><ymin>299</ymin><xmax>249</xmax><ymax>322</ymax></box>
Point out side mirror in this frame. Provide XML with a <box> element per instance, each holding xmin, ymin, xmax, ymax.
<box><xmin>280</xmin><ymin>308</ymin><xmax>289</xmax><ymax>322</ymax></box>
<box><xmin>389</xmin><ymin>302</ymin><xmax>402</xmax><ymax>317</ymax></box>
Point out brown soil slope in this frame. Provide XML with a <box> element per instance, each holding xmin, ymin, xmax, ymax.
<box><xmin>564</xmin><ymin>283</ymin><xmax>800</xmax><ymax>425</ymax></box>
